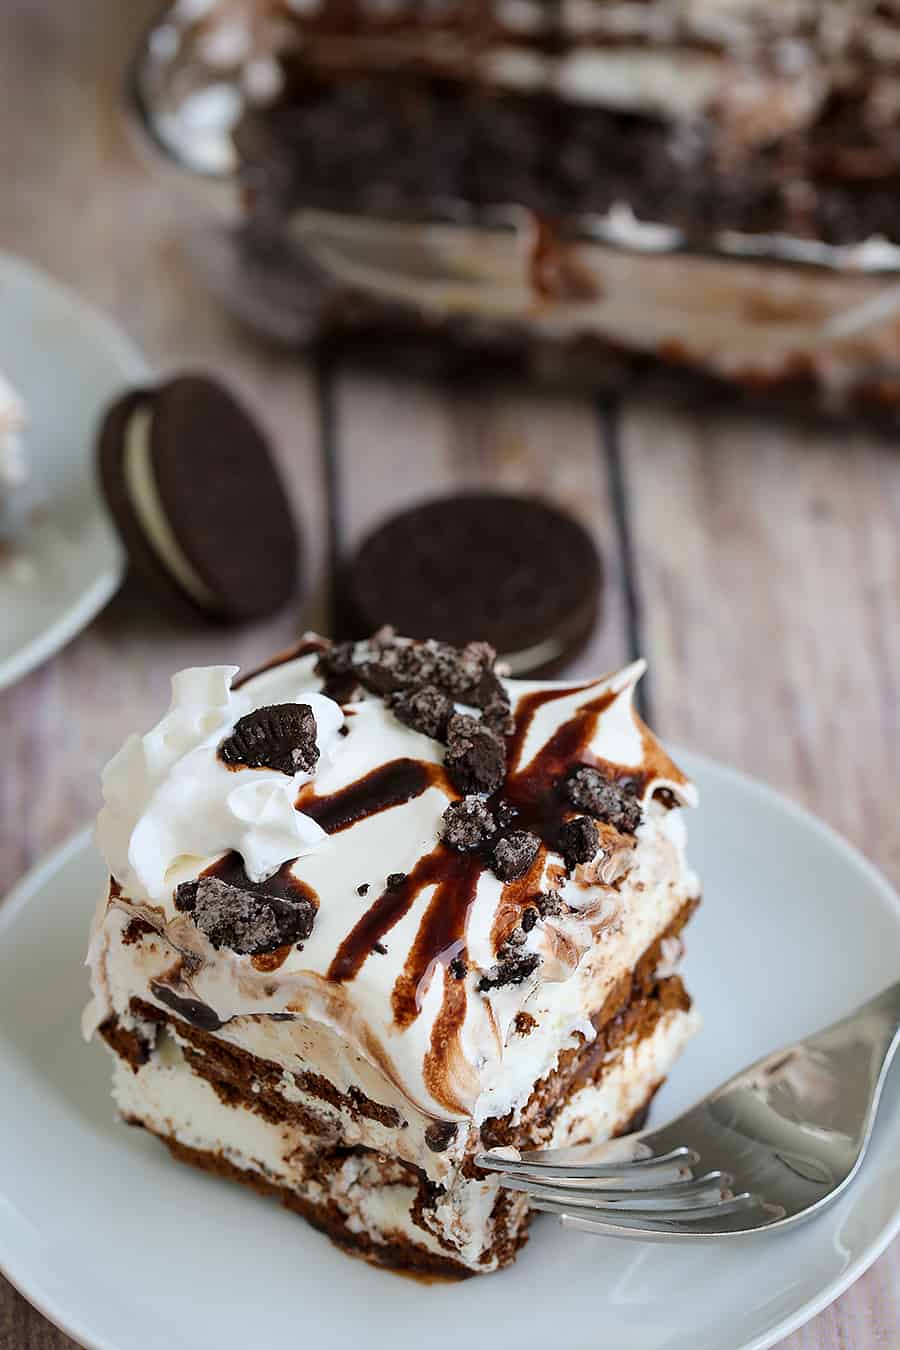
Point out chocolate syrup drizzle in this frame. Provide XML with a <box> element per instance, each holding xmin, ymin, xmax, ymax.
<box><xmin>299</xmin><ymin>758</ymin><xmax>443</xmax><ymax>834</ymax></box>
<box><xmin>188</xmin><ymin>643</ymin><xmax>684</xmax><ymax>1112</ymax></box>
<box><xmin>231</xmin><ymin>635</ymin><xmax>328</xmax><ymax>690</ymax></box>
<box><xmin>328</xmin><ymin>686</ymin><xmax>615</xmax><ymax>1024</ymax></box>
<box><xmin>202</xmin><ymin>852</ymin><xmax>320</xmax><ymax>911</ymax></box>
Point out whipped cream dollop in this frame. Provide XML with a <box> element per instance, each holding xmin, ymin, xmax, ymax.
<box><xmin>96</xmin><ymin>663</ymin><xmax>344</xmax><ymax>902</ymax></box>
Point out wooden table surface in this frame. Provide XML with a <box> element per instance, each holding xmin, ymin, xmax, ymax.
<box><xmin>1</xmin><ymin>3</ymin><xmax>898</xmax><ymax>1346</ymax></box>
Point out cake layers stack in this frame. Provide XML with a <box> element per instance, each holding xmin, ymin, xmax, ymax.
<box><xmin>224</xmin><ymin>0</ymin><xmax>900</xmax><ymax>249</ymax></box>
<box><xmin>85</xmin><ymin>632</ymin><xmax>701</xmax><ymax>1276</ymax></box>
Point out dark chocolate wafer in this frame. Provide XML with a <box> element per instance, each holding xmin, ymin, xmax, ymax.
<box><xmin>98</xmin><ymin>374</ymin><xmax>299</xmax><ymax>622</ymax></box>
<box><xmin>344</xmin><ymin>493</ymin><xmax>602</xmax><ymax>675</ymax></box>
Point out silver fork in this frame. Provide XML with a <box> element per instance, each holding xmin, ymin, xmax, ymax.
<box><xmin>476</xmin><ymin>980</ymin><xmax>900</xmax><ymax>1241</ymax></box>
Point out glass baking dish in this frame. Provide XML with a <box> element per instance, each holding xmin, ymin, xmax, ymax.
<box><xmin>128</xmin><ymin>0</ymin><xmax>900</xmax><ymax>419</ymax></box>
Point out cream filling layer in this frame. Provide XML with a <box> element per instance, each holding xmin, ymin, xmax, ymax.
<box><xmin>110</xmin><ymin>1003</ymin><xmax>697</xmax><ymax>1270</ymax></box>
<box><xmin>123</xmin><ymin>406</ymin><xmax>217</xmax><ymax>606</ymax></box>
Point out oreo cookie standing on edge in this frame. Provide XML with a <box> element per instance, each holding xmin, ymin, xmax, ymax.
<box><xmin>345</xmin><ymin>493</ymin><xmax>602</xmax><ymax>676</ymax></box>
<box><xmin>98</xmin><ymin>375</ymin><xmax>299</xmax><ymax>622</ymax></box>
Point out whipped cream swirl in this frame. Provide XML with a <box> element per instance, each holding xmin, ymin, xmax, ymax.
<box><xmin>96</xmin><ymin>663</ymin><xmax>344</xmax><ymax>902</ymax></box>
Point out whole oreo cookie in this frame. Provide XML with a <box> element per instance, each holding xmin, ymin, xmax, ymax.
<box><xmin>345</xmin><ymin>493</ymin><xmax>602</xmax><ymax>675</ymax></box>
<box><xmin>98</xmin><ymin>375</ymin><xmax>299</xmax><ymax>621</ymax></box>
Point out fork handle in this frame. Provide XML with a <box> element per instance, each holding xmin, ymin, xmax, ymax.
<box><xmin>841</xmin><ymin>979</ymin><xmax>900</xmax><ymax>1074</ymax></box>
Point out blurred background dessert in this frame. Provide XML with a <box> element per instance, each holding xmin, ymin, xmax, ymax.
<box><xmin>129</xmin><ymin>0</ymin><xmax>900</xmax><ymax>415</ymax></box>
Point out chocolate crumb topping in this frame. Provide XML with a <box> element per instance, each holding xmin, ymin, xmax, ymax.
<box><xmin>521</xmin><ymin>906</ymin><xmax>538</xmax><ymax>933</ymax></box>
<box><xmin>315</xmin><ymin>641</ymin><xmax>355</xmax><ymax>680</ymax></box>
<box><xmin>478</xmin><ymin>950</ymin><xmax>541</xmax><ymax>993</ymax></box>
<box><xmin>444</xmin><ymin>713</ymin><xmax>507</xmax><ymax>795</ymax></box>
<box><xmin>440</xmin><ymin>797</ymin><xmax>497</xmax><ymax>852</ymax></box>
<box><xmin>175</xmin><ymin>875</ymin><xmax>315</xmax><ymax>955</ymax></box>
<box><xmin>449</xmin><ymin>957</ymin><xmax>468</xmax><ymax>981</ymax></box>
<box><xmin>386</xmin><ymin>872</ymin><xmax>407</xmax><ymax>890</ymax></box>
<box><xmin>387</xmin><ymin>684</ymin><xmax>454</xmax><ymax>741</ymax></box>
<box><xmin>425</xmin><ymin>1121</ymin><xmax>458</xmax><ymax>1153</ymax></box>
<box><xmin>566</xmin><ymin>765</ymin><xmax>643</xmax><ymax>834</ymax></box>
<box><xmin>491</xmin><ymin>830</ymin><xmax>541</xmax><ymax>882</ymax></box>
<box><xmin>357</xmin><ymin>883</ymin><xmax>370</xmax><ymax>896</ymax></box>
<box><xmin>495</xmin><ymin>801</ymin><xmax>518</xmax><ymax>829</ymax></box>
<box><xmin>536</xmin><ymin>889</ymin><xmax>565</xmax><ymax>918</ymax></box>
<box><xmin>514</xmin><ymin>1011</ymin><xmax>537</xmax><ymax>1037</ymax></box>
<box><xmin>559</xmin><ymin>815</ymin><xmax>600</xmax><ymax>871</ymax></box>
<box><xmin>373</xmin><ymin>941</ymin><xmax>388</xmax><ymax>955</ymax></box>
<box><xmin>331</xmin><ymin>630</ymin><xmax>512</xmax><ymax>720</ymax></box>
<box><xmin>219</xmin><ymin>703</ymin><xmax>319</xmax><ymax>776</ymax></box>
<box><xmin>314</xmin><ymin>641</ymin><xmax>363</xmax><ymax>702</ymax></box>
<box><xmin>477</xmin><ymin>671</ymin><xmax>515</xmax><ymax>737</ymax></box>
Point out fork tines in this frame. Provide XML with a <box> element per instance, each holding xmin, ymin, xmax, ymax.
<box><xmin>475</xmin><ymin>1145</ymin><xmax>782</xmax><ymax>1237</ymax></box>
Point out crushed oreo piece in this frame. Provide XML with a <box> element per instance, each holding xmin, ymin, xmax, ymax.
<box><xmin>495</xmin><ymin>801</ymin><xmax>518</xmax><ymax>829</ymax></box>
<box><xmin>444</xmin><ymin>713</ymin><xmax>507</xmax><ymax>795</ymax></box>
<box><xmin>386</xmin><ymin>872</ymin><xmax>407</xmax><ymax>890</ymax></box>
<box><xmin>536</xmin><ymin>889</ymin><xmax>564</xmax><ymax>918</ymax></box>
<box><xmin>559</xmin><ymin>815</ymin><xmax>600</xmax><ymax>871</ymax></box>
<box><xmin>491</xmin><ymin>830</ymin><xmax>541</xmax><ymax>882</ymax></box>
<box><xmin>478</xmin><ymin>950</ymin><xmax>541</xmax><ymax>993</ymax></box>
<box><xmin>425</xmin><ymin>1120</ymin><xmax>458</xmax><ymax>1152</ymax></box>
<box><xmin>476</xmin><ymin>670</ymin><xmax>515</xmax><ymax>736</ymax></box>
<box><xmin>219</xmin><ymin>703</ymin><xmax>319</xmax><ymax>776</ymax></box>
<box><xmin>357</xmin><ymin>883</ymin><xmax>370</xmax><ymax>896</ymax></box>
<box><xmin>482</xmin><ymin>694</ymin><xmax>515</xmax><ymax>737</ymax></box>
<box><xmin>388</xmin><ymin>684</ymin><xmax>454</xmax><ymax>740</ymax></box>
<box><xmin>373</xmin><ymin>941</ymin><xmax>388</xmax><ymax>955</ymax></box>
<box><xmin>314</xmin><ymin>641</ymin><xmax>363</xmax><ymax>702</ymax></box>
<box><xmin>449</xmin><ymin>957</ymin><xmax>468</xmax><ymax>980</ymax></box>
<box><xmin>315</xmin><ymin>641</ymin><xmax>355</xmax><ymax>681</ymax></box>
<box><xmin>521</xmin><ymin>906</ymin><xmax>538</xmax><ymax>932</ymax></box>
<box><xmin>566</xmin><ymin>765</ymin><xmax>643</xmax><ymax>833</ymax></box>
<box><xmin>349</xmin><ymin>631</ymin><xmax>504</xmax><ymax>707</ymax></box>
<box><xmin>440</xmin><ymin>796</ymin><xmax>497</xmax><ymax>852</ymax></box>
<box><xmin>174</xmin><ymin>875</ymin><xmax>315</xmax><ymax>955</ymax></box>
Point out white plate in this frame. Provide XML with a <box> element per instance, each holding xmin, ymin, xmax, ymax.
<box><xmin>1</xmin><ymin>751</ymin><xmax>899</xmax><ymax>1350</ymax></box>
<box><xmin>0</xmin><ymin>254</ymin><xmax>148</xmax><ymax>691</ymax></box>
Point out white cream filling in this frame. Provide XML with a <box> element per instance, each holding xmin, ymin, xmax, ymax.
<box><xmin>122</xmin><ymin>405</ymin><xmax>217</xmax><ymax>606</ymax></box>
<box><xmin>547</xmin><ymin>1004</ymin><xmax>701</xmax><ymax>1150</ymax></box>
<box><xmin>111</xmin><ymin>1004</ymin><xmax>697</xmax><ymax>1269</ymax></box>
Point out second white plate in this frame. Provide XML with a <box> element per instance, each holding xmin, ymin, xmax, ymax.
<box><xmin>1</xmin><ymin>751</ymin><xmax>899</xmax><ymax>1350</ymax></box>
<box><xmin>0</xmin><ymin>253</ymin><xmax>148</xmax><ymax>690</ymax></box>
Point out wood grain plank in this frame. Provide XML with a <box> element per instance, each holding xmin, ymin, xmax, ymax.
<box><xmin>619</xmin><ymin>404</ymin><xmax>900</xmax><ymax>886</ymax></box>
<box><xmin>331</xmin><ymin>365</ymin><xmax>632</xmax><ymax>679</ymax></box>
